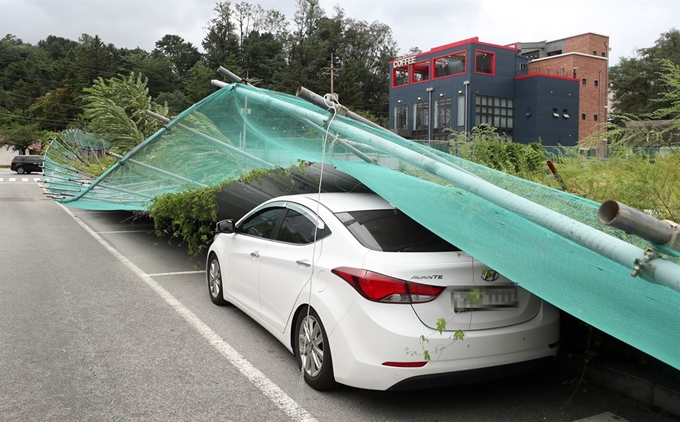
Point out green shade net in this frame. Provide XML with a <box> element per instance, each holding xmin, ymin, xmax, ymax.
<box><xmin>44</xmin><ymin>83</ymin><xmax>680</xmax><ymax>370</ymax></box>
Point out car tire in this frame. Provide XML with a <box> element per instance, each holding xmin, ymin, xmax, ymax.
<box><xmin>207</xmin><ymin>253</ymin><xmax>228</xmax><ymax>306</ymax></box>
<box><xmin>295</xmin><ymin>307</ymin><xmax>336</xmax><ymax>390</ymax></box>
<box><xmin>16</xmin><ymin>167</ymin><xmax>25</xmax><ymax>174</ymax></box>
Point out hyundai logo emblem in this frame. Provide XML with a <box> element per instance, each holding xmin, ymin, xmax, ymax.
<box><xmin>481</xmin><ymin>269</ymin><xmax>499</xmax><ymax>282</ymax></box>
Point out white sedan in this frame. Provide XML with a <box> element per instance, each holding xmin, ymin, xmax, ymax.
<box><xmin>206</xmin><ymin>192</ymin><xmax>560</xmax><ymax>391</ymax></box>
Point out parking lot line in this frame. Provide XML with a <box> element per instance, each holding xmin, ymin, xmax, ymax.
<box><xmin>148</xmin><ymin>270</ymin><xmax>205</xmax><ymax>277</ymax></box>
<box><xmin>59</xmin><ymin>204</ymin><xmax>317</xmax><ymax>422</ymax></box>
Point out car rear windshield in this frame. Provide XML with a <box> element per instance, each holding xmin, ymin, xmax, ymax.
<box><xmin>335</xmin><ymin>209</ymin><xmax>460</xmax><ymax>252</ymax></box>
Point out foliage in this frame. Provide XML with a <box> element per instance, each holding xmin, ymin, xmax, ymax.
<box><xmin>82</xmin><ymin>72</ymin><xmax>169</xmax><ymax>154</ymax></box>
<box><xmin>0</xmin><ymin>122</ymin><xmax>43</xmax><ymax>154</ymax></box>
<box><xmin>648</xmin><ymin>58</ymin><xmax>680</xmax><ymax>120</ymax></box>
<box><xmin>609</xmin><ymin>29</ymin><xmax>680</xmax><ymax>116</ymax></box>
<box><xmin>149</xmin><ymin>183</ymin><xmax>225</xmax><ymax>257</ymax></box>
<box><xmin>448</xmin><ymin>124</ymin><xmax>546</xmax><ymax>181</ymax></box>
<box><xmin>148</xmin><ymin>163</ymin><xmax>311</xmax><ymax>257</ymax></box>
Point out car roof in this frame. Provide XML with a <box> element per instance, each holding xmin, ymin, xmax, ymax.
<box><xmin>276</xmin><ymin>192</ymin><xmax>394</xmax><ymax>213</ymax></box>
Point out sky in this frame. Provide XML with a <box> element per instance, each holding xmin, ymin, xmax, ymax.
<box><xmin>0</xmin><ymin>0</ymin><xmax>678</xmax><ymax>67</ymax></box>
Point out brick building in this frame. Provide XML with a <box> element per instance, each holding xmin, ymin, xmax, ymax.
<box><xmin>517</xmin><ymin>33</ymin><xmax>610</xmax><ymax>144</ymax></box>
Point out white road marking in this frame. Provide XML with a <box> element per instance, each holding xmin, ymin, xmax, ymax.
<box><xmin>0</xmin><ymin>177</ymin><xmax>42</xmax><ymax>182</ymax></box>
<box><xmin>148</xmin><ymin>270</ymin><xmax>205</xmax><ymax>277</ymax></box>
<box><xmin>59</xmin><ymin>204</ymin><xmax>316</xmax><ymax>422</ymax></box>
<box><xmin>96</xmin><ymin>230</ymin><xmax>152</xmax><ymax>234</ymax></box>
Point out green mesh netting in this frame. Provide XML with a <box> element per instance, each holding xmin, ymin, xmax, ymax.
<box><xmin>43</xmin><ymin>83</ymin><xmax>680</xmax><ymax>370</ymax></box>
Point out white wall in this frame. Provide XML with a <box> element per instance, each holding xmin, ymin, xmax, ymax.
<box><xmin>0</xmin><ymin>146</ymin><xmax>16</xmax><ymax>165</ymax></box>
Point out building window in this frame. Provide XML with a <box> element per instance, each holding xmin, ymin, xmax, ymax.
<box><xmin>392</xmin><ymin>66</ymin><xmax>409</xmax><ymax>88</ymax></box>
<box><xmin>593</xmin><ymin>50</ymin><xmax>597</xmax><ymax>56</ymax></box>
<box><xmin>434</xmin><ymin>52</ymin><xmax>466</xmax><ymax>78</ymax></box>
<box><xmin>434</xmin><ymin>97</ymin><xmax>452</xmax><ymax>129</ymax></box>
<box><xmin>526</xmin><ymin>106</ymin><xmax>532</xmax><ymax>117</ymax></box>
<box><xmin>475</xmin><ymin>95</ymin><xmax>513</xmax><ymax>129</ymax></box>
<box><xmin>552</xmin><ymin>108</ymin><xmax>559</xmax><ymax>118</ymax></box>
<box><xmin>475</xmin><ymin>50</ymin><xmax>494</xmax><ymax>74</ymax></box>
<box><xmin>411</xmin><ymin>59</ymin><xmax>430</xmax><ymax>84</ymax></box>
<box><xmin>394</xmin><ymin>104</ymin><xmax>408</xmax><ymax>129</ymax></box>
<box><xmin>413</xmin><ymin>102</ymin><xmax>429</xmax><ymax>130</ymax></box>
<box><xmin>582</xmin><ymin>78</ymin><xmax>587</xmax><ymax>85</ymax></box>
<box><xmin>594</xmin><ymin>114</ymin><xmax>598</xmax><ymax>121</ymax></box>
<box><xmin>601</xmin><ymin>52</ymin><xmax>606</xmax><ymax>57</ymax></box>
<box><xmin>582</xmin><ymin>113</ymin><xmax>586</xmax><ymax>120</ymax></box>
<box><xmin>594</xmin><ymin>80</ymin><xmax>599</xmax><ymax>87</ymax></box>
<box><xmin>563</xmin><ymin>109</ymin><xmax>570</xmax><ymax>119</ymax></box>
<box><xmin>456</xmin><ymin>95</ymin><xmax>465</xmax><ymax>127</ymax></box>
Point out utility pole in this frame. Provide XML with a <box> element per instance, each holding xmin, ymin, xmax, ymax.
<box><xmin>322</xmin><ymin>54</ymin><xmax>340</xmax><ymax>102</ymax></box>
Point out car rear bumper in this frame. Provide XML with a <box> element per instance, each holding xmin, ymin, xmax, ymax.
<box><xmin>327</xmin><ymin>299</ymin><xmax>560</xmax><ymax>391</ymax></box>
<box><xmin>387</xmin><ymin>355</ymin><xmax>556</xmax><ymax>391</ymax></box>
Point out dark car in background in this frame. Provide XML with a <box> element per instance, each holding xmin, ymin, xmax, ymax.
<box><xmin>10</xmin><ymin>155</ymin><xmax>44</xmax><ymax>174</ymax></box>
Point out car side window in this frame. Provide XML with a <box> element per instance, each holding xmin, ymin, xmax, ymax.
<box><xmin>276</xmin><ymin>209</ymin><xmax>329</xmax><ymax>245</ymax></box>
<box><xmin>239</xmin><ymin>208</ymin><xmax>285</xmax><ymax>239</ymax></box>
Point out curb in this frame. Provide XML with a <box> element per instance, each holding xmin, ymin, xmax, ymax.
<box><xmin>563</xmin><ymin>357</ymin><xmax>680</xmax><ymax>418</ymax></box>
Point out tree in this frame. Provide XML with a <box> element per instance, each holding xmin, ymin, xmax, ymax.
<box><xmin>202</xmin><ymin>1</ymin><xmax>241</xmax><ymax>71</ymax></box>
<box><xmin>0</xmin><ymin>122</ymin><xmax>43</xmax><ymax>154</ymax></box>
<box><xmin>648</xmin><ymin>59</ymin><xmax>680</xmax><ymax>120</ymax></box>
<box><xmin>183</xmin><ymin>61</ymin><xmax>217</xmax><ymax>104</ymax></box>
<box><xmin>610</xmin><ymin>29</ymin><xmax>680</xmax><ymax>116</ymax></box>
<box><xmin>65</xmin><ymin>34</ymin><xmax>121</xmax><ymax>99</ymax></box>
<box><xmin>82</xmin><ymin>72</ymin><xmax>168</xmax><ymax>154</ymax></box>
<box><xmin>118</xmin><ymin>48</ymin><xmax>177</xmax><ymax>97</ymax></box>
<box><xmin>153</xmin><ymin>34</ymin><xmax>202</xmax><ymax>81</ymax></box>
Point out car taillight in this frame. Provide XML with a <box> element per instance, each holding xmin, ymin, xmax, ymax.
<box><xmin>331</xmin><ymin>267</ymin><xmax>445</xmax><ymax>304</ymax></box>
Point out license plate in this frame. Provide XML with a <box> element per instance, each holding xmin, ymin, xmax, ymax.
<box><xmin>451</xmin><ymin>285</ymin><xmax>518</xmax><ymax>311</ymax></box>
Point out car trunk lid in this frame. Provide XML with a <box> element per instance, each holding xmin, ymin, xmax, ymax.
<box><xmin>362</xmin><ymin>250</ymin><xmax>541</xmax><ymax>331</ymax></box>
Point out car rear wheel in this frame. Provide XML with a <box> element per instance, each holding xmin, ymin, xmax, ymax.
<box><xmin>207</xmin><ymin>253</ymin><xmax>228</xmax><ymax>306</ymax></box>
<box><xmin>295</xmin><ymin>307</ymin><xmax>336</xmax><ymax>390</ymax></box>
<box><xmin>16</xmin><ymin>167</ymin><xmax>24</xmax><ymax>174</ymax></box>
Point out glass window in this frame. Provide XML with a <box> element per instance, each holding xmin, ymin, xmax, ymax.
<box><xmin>475</xmin><ymin>95</ymin><xmax>514</xmax><ymax>129</ymax></box>
<box><xmin>394</xmin><ymin>104</ymin><xmax>408</xmax><ymax>129</ymax></box>
<box><xmin>413</xmin><ymin>102</ymin><xmax>429</xmax><ymax>130</ymax></box>
<box><xmin>434</xmin><ymin>97</ymin><xmax>452</xmax><ymax>128</ymax></box>
<box><xmin>411</xmin><ymin>59</ymin><xmax>430</xmax><ymax>83</ymax></box>
<box><xmin>563</xmin><ymin>109</ymin><xmax>570</xmax><ymax>119</ymax></box>
<box><xmin>475</xmin><ymin>51</ymin><xmax>494</xmax><ymax>74</ymax></box>
<box><xmin>456</xmin><ymin>95</ymin><xmax>465</xmax><ymax>127</ymax></box>
<box><xmin>434</xmin><ymin>52</ymin><xmax>466</xmax><ymax>78</ymax></box>
<box><xmin>276</xmin><ymin>209</ymin><xmax>330</xmax><ymax>245</ymax></box>
<box><xmin>392</xmin><ymin>66</ymin><xmax>409</xmax><ymax>88</ymax></box>
<box><xmin>335</xmin><ymin>209</ymin><xmax>460</xmax><ymax>253</ymax></box>
<box><xmin>582</xmin><ymin>79</ymin><xmax>587</xmax><ymax>85</ymax></box>
<box><xmin>239</xmin><ymin>208</ymin><xmax>285</xmax><ymax>239</ymax></box>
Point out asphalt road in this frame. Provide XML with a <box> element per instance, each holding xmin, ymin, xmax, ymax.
<box><xmin>0</xmin><ymin>169</ymin><xmax>676</xmax><ymax>422</ymax></box>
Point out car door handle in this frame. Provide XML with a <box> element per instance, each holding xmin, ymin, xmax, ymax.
<box><xmin>250</xmin><ymin>251</ymin><xmax>260</xmax><ymax>259</ymax></box>
<box><xmin>295</xmin><ymin>259</ymin><xmax>311</xmax><ymax>268</ymax></box>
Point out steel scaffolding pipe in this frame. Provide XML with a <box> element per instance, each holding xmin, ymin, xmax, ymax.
<box><xmin>599</xmin><ymin>200</ymin><xmax>680</xmax><ymax>250</ymax></box>
<box><xmin>234</xmin><ymin>83</ymin><xmax>680</xmax><ymax>292</ymax></box>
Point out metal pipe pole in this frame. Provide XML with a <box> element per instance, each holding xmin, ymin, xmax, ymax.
<box><xmin>598</xmin><ymin>200</ymin><xmax>675</xmax><ymax>246</ymax></box>
<box><xmin>296</xmin><ymin>87</ymin><xmax>387</xmax><ymax>132</ymax></box>
<box><xmin>235</xmin><ymin>83</ymin><xmax>680</xmax><ymax>291</ymax></box>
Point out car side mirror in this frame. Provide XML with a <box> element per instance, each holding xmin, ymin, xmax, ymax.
<box><xmin>216</xmin><ymin>219</ymin><xmax>235</xmax><ymax>234</ymax></box>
